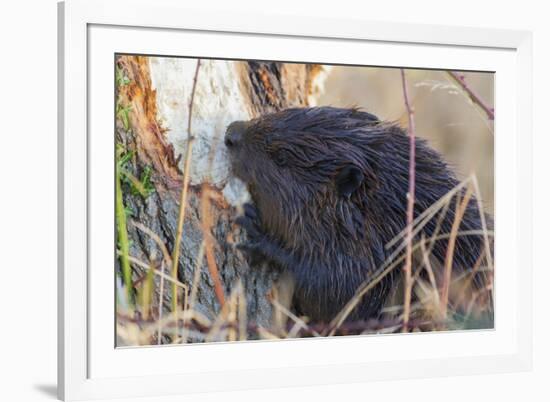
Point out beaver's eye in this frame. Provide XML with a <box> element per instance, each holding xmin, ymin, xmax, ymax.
<box><xmin>273</xmin><ymin>150</ymin><xmax>288</xmax><ymax>166</ymax></box>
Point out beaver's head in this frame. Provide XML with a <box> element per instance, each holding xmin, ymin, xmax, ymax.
<box><xmin>224</xmin><ymin>107</ymin><xmax>393</xmax><ymax>252</ymax></box>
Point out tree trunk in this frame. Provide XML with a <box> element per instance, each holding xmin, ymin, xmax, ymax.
<box><xmin>115</xmin><ymin>55</ymin><xmax>327</xmax><ymax>343</ymax></box>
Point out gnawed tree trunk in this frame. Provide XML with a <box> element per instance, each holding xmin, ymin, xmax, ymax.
<box><xmin>115</xmin><ymin>55</ymin><xmax>328</xmax><ymax>344</ymax></box>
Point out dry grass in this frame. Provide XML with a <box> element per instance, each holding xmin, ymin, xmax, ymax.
<box><xmin>115</xmin><ymin>174</ymin><xmax>494</xmax><ymax>346</ymax></box>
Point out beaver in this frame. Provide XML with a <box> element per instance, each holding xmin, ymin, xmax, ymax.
<box><xmin>225</xmin><ymin>106</ymin><xmax>492</xmax><ymax>324</ymax></box>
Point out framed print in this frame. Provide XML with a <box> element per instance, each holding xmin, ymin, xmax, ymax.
<box><xmin>58</xmin><ymin>0</ymin><xmax>533</xmax><ymax>400</ymax></box>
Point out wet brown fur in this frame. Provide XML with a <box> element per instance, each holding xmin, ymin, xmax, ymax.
<box><xmin>226</xmin><ymin>107</ymin><xmax>492</xmax><ymax>323</ymax></box>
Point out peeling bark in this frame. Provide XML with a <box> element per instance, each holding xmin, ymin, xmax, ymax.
<box><xmin>118</xmin><ymin>56</ymin><xmax>181</xmax><ymax>187</ymax></box>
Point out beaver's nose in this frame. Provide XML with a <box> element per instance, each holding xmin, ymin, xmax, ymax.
<box><xmin>225</xmin><ymin>121</ymin><xmax>247</xmax><ymax>148</ymax></box>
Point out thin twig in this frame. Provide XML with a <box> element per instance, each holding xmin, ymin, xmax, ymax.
<box><xmin>400</xmin><ymin>68</ymin><xmax>416</xmax><ymax>332</ymax></box>
<box><xmin>170</xmin><ymin>59</ymin><xmax>202</xmax><ymax>321</ymax></box>
<box><xmin>447</xmin><ymin>71</ymin><xmax>495</xmax><ymax>121</ymax></box>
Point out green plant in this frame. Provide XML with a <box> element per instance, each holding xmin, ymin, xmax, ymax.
<box><xmin>116</xmin><ymin>144</ymin><xmax>133</xmax><ymax>307</ymax></box>
<box><xmin>116</xmin><ymin>145</ymin><xmax>155</xmax><ymax>199</ymax></box>
<box><xmin>116</xmin><ymin>65</ymin><xmax>131</xmax><ymax>87</ymax></box>
<box><xmin>126</xmin><ymin>166</ymin><xmax>154</xmax><ymax>198</ymax></box>
<box><xmin>116</xmin><ymin>102</ymin><xmax>132</xmax><ymax>131</ymax></box>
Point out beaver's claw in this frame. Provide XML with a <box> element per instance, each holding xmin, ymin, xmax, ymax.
<box><xmin>234</xmin><ymin>203</ymin><xmax>262</xmax><ymax>241</ymax></box>
<box><xmin>235</xmin><ymin>203</ymin><xmax>268</xmax><ymax>266</ymax></box>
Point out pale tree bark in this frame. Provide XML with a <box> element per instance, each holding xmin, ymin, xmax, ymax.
<box><xmin>115</xmin><ymin>55</ymin><xmax>328</xmax><ymax>343</ymax></box>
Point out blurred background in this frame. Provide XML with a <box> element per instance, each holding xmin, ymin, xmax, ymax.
<box><xmin>317</xmin><ymin>67</ymin><xmax>494</xmax><ymax>213</ymax></box>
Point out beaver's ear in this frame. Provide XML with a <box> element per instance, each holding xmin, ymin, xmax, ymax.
<box><xmin>335</xmin><ymin>165</ymin><xmax>364</xmax><ymax>199</ymax></box>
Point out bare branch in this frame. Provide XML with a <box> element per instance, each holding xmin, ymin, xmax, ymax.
<box><xmin>447</xmin><ymin>71</ymin><xmax>495</xmax><ymax>121</ymax></box>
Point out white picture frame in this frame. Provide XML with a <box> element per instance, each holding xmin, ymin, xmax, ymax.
<box><xmin>58</xmin><ymin>0</ymin><xmax>533</xmax><ymax>400</ymax></box>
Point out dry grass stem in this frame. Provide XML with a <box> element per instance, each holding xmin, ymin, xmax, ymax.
<box><xmin>453</xmin><ymin>249</ymin><xmax>486</xmax><ymax>310</ymax></box>
<box><xmin>471</xmin><ymin>175</ymin><xmax>494</xmax><ymax>272</ymax></box>
<box><xmin>419</xmin><ymin>236</ymin><xmax>440</xmax><ymax>307</ymax></box>
<box><xmin>236</xmin><ymin>282</ymin><xmax>248</xmax><ymax>341</ymax></box>
<box><xmin>180</xmin><ymin>241</ymin><xmax>206</xmax><ymax>343</ymax></box>
<box><xmin>400</xmin><ymin>68</ymin><xmax>417</xmax><ymax>331</ymax></box>
<box><xmin>440</xmin><ymin>185</ymin><xmax>474</xmax><ymax>318</ymax></box>
<box><xmin>384</xmin><ymin>178</ymin><xmax>470</xmax><ymax>258</ymax></box>
<box><xmin>170</xmin><ymin>59</ymin><xmax>202</xmax><ymax>321</ymax></box>
<box><xmin>119</xmin><ymin>252</ymin><xmax>189</xmax><ymax>292</ymax></box>
<box><xmin>130</xmin><ymin>220</ymin><xmax>172</xmax><ymax>266</ymax></box>
<box><xmin>271</xmin><ymin>299</ymin><xmax>320</xmax><ymax>337</ymax></box>
<box><xmin>157</xmin><ymin>260</ymin><xmax>166</xmax><ymax>345</ymax></box>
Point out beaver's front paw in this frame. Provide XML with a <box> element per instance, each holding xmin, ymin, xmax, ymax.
<box><xmin>235</xmin><ymin>203</ymin><xmax>268</xmax><ymax>266</ymax></box>
<box><xmin>235</xmin><ymin>203</ymin><xmax>262</xmax><ymax>241</ymax></box>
